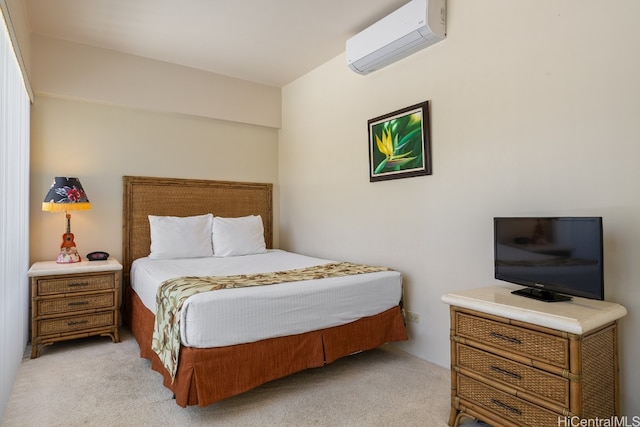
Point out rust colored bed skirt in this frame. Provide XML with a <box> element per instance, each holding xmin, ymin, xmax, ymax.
<box><xmin>127</xmin><ymin>287</ymin><xmax>408</xmax><ymax>407</ymax></box>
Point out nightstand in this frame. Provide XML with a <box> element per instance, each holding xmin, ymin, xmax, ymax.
<box><xmin>28</xmin><ymin>259</ymin><xmax>123</xmax><ymax>358</ymax></box>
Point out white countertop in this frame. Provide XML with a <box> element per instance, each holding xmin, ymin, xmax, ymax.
<box><xmin>441</xmin><ymin>284</ymin><xmax>627</xmax><ymax>335</ymax></box>
<box><xmin>28</xmin><ymin>259</ymin><xmax>122</xmax><ymax>277</ymax></box>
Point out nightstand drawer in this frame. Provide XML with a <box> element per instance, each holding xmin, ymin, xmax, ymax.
<box><xmin>37</xmin><ymin>273</ymin><xmax>115</xmax><ymax>295</ymax></box>
<box><xmin>457</xmin><ymin>374</ymin><xmax>559</xmax><ymax>427</ymax></box>
<box><xmin>37</xmin><ymin>291</ymin><xmax>116</xmax><ymax>316</ymax></box>
<box><xmin>38</xmin><ymin>312</ymin><xmax>115</xmax><ymax>336</ymax></box>
<box><xmin>456</xmin><ymin>312</ymin><xmax>568</xmax><ymax>368</ymax></box>
<box><xmin>456</xmin><ymin>343</ymin><xmax>569</xmax><ymax>407</ymax></box>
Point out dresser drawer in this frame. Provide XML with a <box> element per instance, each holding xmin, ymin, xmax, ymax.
<box><xmin>457</xmin><ymin>374</ymin><xmax>559</xmax><ymax>427</ymax></box>
<box><xmin>37</xmin><ymin>273</ymin><xmax>115</xmax><ymax>295</ymax></box>
<box><xmin>38</xmin><ymin>312</ymin><xmax>115</xmax><ymax>336</ymax></box>
<box><xmin>456</xmin><ymin>312</ymin><xmax>568</xmax><ymax>368</ymax></box>
<box><xmin>37</xmin><ymin>291</ymin><xmax>116</xmax><ymax>316</ymax></box>
<box><xmin>457</xmin><ymin>343</ymin><xmax>569</xmax><ymax>407</ymax></box>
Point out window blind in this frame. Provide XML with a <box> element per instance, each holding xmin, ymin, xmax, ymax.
<box><xmin>0</xmin><ymin>7</ymin><xmax>30</xmax><ymax>417</ymax></box>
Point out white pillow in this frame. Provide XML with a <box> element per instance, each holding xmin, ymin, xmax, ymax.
<box><xmin>212</xmin><ymin>215</ymin><xmax>267</xmax><ymax>257</ymax></box>
<box><xmin>148</xmin><ymin>213</ymin><xmax>214</xmax><ymax>259</ymax></box>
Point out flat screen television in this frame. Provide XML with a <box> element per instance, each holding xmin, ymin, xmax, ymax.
<box><xmin>494</xmin><ymin>217</ymin><xmax>604</xmax><ymax>302</ymax></box>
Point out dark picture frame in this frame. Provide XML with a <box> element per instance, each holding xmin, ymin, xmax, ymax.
<box><xmin>368</xmin><ymin>101</ymin><xmax>432</xmax><ymax>182</ymax></box>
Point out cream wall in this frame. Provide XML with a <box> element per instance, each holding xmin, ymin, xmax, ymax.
<box><xmin>3</xmin><ymin>0</ymin><xmax>30</xmax><ymax>77</ymax></box>
<box><xmin>32</xmin><ymin>35</ymin><xmax>281</xmax><ymax>129</ymax></box>
<box><xmin>279</xmin><ymin>0</ymin><xmax>640</xmax><ymax>414</ymax></box>
<box><xmin>30</xmin><ymin>96</ymin><xmax>280</xmax><ymax>264</ymax></box>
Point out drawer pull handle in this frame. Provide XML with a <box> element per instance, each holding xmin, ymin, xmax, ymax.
<box><xmin>489</xmin><ymin>331</ymin><xmax>522</xmax><ymax>345</ymax></box>
<box><xmin>67</xmin><ymin>282</ymin><xmax>89</xmax><ymax>288</ymax></box>
<box><xmin>490</xmin><ymin>365</ymin><xmax>522</xmax><ymax>380</ymax></box>
<box><xmin>491</xmin><ymin>398</ymin><xmax>522</xmax><ymax>415</ymax></box>
<box><xmin>68</xmin><ymin>301</ymin><xmax>89</xmax><ymax>307</ymax></box>
<box><xmin>67</xmin><ymin>320</ymin><xmax>89</xmax><ymax>326</ymax></box>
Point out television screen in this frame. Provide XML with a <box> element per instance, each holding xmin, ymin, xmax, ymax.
<box><xmin>494</xmin><ymin>217</ymin><xmax>604</xmax><ymax>301</ymax></box>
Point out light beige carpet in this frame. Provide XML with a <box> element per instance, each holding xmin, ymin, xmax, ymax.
<box><xmin>2</xmin><ymin>329</ymin><xmax>486</xmax><ymax>426</ymax></box>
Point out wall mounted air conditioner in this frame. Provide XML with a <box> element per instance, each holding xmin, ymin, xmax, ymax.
<box><xmin>346</xmin><ymin>0</ymin><xmax>446</xmax><ymax>75</ymax></box>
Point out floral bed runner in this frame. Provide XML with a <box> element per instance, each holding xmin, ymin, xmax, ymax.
<box><xmin>152</xmin><ymin>262</ymin><xmax>393</xmax><ymax>381</ymax></box>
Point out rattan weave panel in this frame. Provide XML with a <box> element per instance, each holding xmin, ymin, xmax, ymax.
<box><xmin>458</xmin><ymin>374</ymin><xmax>559</xmax><ymax>427</ymax></box>
<box><xmin>37</xmin><ymin>292</ymin><xmax>115</xmax><ymax>316</ymax></box>
<box><xmin>37</xmin><ymin>274</ymin><xmax>114</xmax><ymax>295</ymax></box>
<box><xmin>39</xmin><ymin>312</ymin><xmax>115</xmax><ymax>335</ymax></box>
<box><xmin>582</xmin><ymin>326</ymin><xmax>616</xmax><ymax>418</ymax></box>
<box><xmin>457</xmin><ymin>312</ymin><xmax>568</xmax><ymax>367</ymax></box>
<box><xmin>457</xmin><ymin>343</ymin><xmax>569</xmax><ymax>407</ymax></box>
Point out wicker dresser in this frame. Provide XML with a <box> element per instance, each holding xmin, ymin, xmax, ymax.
<box><xmin>28</xmin><ymin>259</ymin><xmax>122</xmax><ymax>358</ymax></box>
<box><xmin>442</xmin><ymin>285</ymin><xmax>626</xmax><ymax>427</ymax></box>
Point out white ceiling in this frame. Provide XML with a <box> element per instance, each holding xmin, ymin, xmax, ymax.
<box><xmin>24</xmin><ymin>0</ymin><xmax>408</xmax><ymax>87</ymax></box>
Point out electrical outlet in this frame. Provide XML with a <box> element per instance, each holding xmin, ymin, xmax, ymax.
<box><xmin>405</xmin><ymin>311</ymin><xmax>420</xmax><ymax>323</ymax></box>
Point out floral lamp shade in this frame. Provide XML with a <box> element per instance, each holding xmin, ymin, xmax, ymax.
<box><xmin>42</xmin><ymin>177</ymin><xmax>91</xmax><ymax>212</ymax></box>
<box><xmin>42</xmin><ymin>177</ymin><xmax>91</xmax><ymax>263</ymax></box>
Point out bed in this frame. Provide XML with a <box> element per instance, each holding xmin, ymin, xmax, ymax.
<box><xmin>122</xmin><ymin>176</ymin><xmax>408</xmax><ymax>407</ymax></box>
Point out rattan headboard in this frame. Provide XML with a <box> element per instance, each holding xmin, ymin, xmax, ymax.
<box><xmin>122</xmin><ymin>176</ymin><xmax>273</xmax><ymax>290</ymax></box>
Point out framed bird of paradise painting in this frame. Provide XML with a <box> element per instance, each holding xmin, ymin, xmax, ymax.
<box><xmin>368</xmin><ymin>101</ymin><xmax>432</xmax><ymax>182</ymax></box>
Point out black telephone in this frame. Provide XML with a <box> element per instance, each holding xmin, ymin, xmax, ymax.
<box><xmin>86</xmin><ymin>251</ymin><xmax>109</xmax><ymax>261</ymax></box>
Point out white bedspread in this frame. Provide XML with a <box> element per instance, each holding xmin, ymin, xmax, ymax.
<box><xmin>131</xmin><ymin>250</ymin><xmax>403</xmax><ymax>348</ymax></box>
